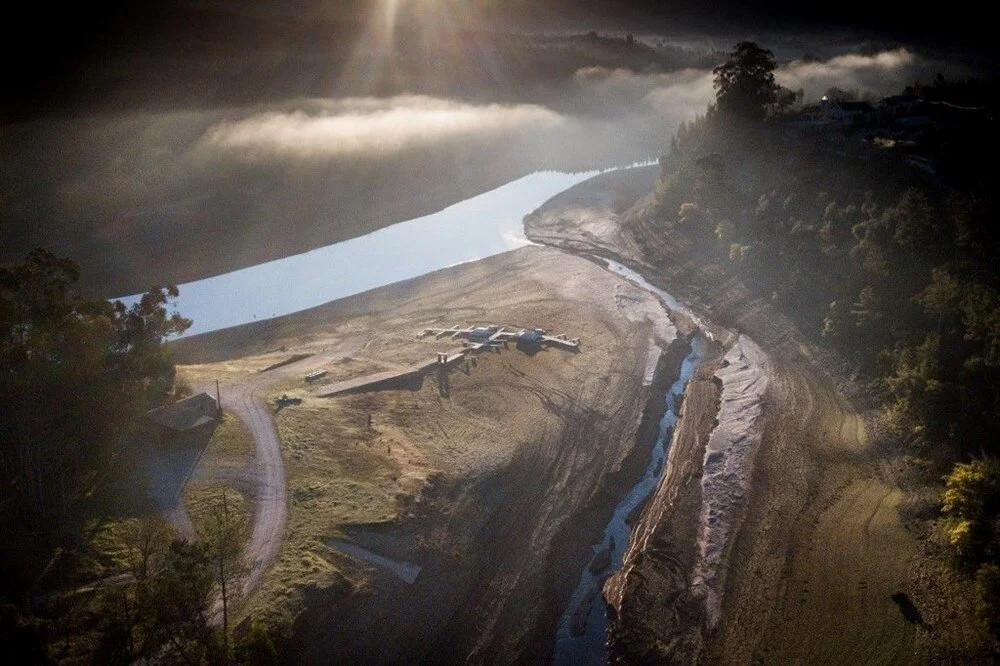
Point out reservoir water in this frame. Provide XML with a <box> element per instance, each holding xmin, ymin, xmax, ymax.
<box><xmin>116</xmin><ymin>170</ymin><xmax>598</xmax><ymax>336</ymax></box>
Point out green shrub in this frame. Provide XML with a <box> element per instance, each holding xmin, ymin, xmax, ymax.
<box><xmin>943</xmin><ymin>459</ymin><xmax>1000</xmax><ymax>564</ymax></box>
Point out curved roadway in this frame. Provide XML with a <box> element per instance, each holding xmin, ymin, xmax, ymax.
<box><xmin>196</xmin><ymin>347</ymin><xmax>359</xmax><ymax>597</ymax></box>
<box><xmin>219</xmin><ymin>377</ymin><xmax>287</xmax><ymax>595</ymax></box>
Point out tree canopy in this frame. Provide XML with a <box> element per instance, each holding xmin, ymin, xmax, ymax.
<box><xmin>712</xmin><ymin>41</ymin><xmax>779</xmax><ymax>121</ymax></box>
<box><xmin>0</xmin><ymin>248</ymin><xmax>190</xmax><ymax>595</ymax></box>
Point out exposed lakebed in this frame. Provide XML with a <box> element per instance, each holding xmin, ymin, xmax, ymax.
<box><xmin>149</xmin><ymin>165</ymin><xmax>708</xmax><ymax>664</ymax></box>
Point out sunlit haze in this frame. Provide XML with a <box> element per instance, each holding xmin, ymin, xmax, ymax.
<box><xmin>1</xmin><ymin>2</ymin><xmax>997</xmax><ymax>664</ymax></box>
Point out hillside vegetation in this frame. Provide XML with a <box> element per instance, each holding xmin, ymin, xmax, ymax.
<box><xmin>627</xmin><ymin>44</ymin><xmax>1000</xmax><ymax>640</ymax></box>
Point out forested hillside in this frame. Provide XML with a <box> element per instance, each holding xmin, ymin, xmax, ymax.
<box><xmin>626</xmin><ymin>45</ymin><xmax>1000</xmax><ymax>634</ymax></box>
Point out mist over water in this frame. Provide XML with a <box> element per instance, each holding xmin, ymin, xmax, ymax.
<box><xmin>1</xmin><ymin>26</ymin><xmax>970</xmax><ymax>296</ymax></box>
<box><xmin>115</xmin><ymin>170</ymin><xmax>599</xmax><ymax>336</ymax></box>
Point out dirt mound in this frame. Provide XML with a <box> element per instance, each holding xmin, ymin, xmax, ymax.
<box><xmin>604</xmin><ymin>355</ymin><xmax>724</xmax><ymax>663</ymax></box>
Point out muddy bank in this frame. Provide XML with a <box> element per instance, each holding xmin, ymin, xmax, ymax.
<box><xmin>601</xmin><ymin>335</ymin><xmax>771</xmax><ymax>664</ymax></box>
<box><xmin>461</xmin><ymin>331</ymin><xmax>693</xmax><ymax>664</ymax></box>
<box><xmin>555</xmin><ymin>331</ymin><xmax>694</xmax><ymax>663</ymax></box>
<box><xmin>604</xmin><ymin>349</ymin><xmax>723</xmax><ymax>663</ymax></box>
<box><xmin>524</xmin><ymin>165</ymin><xmax>658</xmax><ymax>259</ymax></box>
<box><xmin>526</xmin><ymin>166</ymin><xmax>766</xmax><ymax>662</ymax></box>
<box><xmin>613</xmin><ymin>176</ymin><xmax>951</xmax><ymax>662</ymax></box>
<box><xmin>533</xmin><ymin>163</ymin><xmax>983</xmax><ymax>661</ymax></box>
<box><xmin>433</xmin><ymin>331</ymin><xmax>693</xmax><ymax>664</ymax></box>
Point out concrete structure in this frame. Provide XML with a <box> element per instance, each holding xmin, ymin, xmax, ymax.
<box><xmin>143</xmin><ymin>392</ymin><xmax>219</xmax><ymax>447</ymax></box>
<box><xmin>314</xmin><ymin>348</ymin><xmax>467</xmax><ymax>399</ymax></box>
<box><xmin>515</xmin><ymin>328</ymin><xmax>545</xmax><ymax>343</ymax></box>
<box><xmin>418</xmin><ymin>324</ymin><xmax>581</xmax><ymax>351</ymax></box>
<box><xmin>313</xmin><ymin>324</ymin><xmax>581</xmax><ymax>400</ymax></box>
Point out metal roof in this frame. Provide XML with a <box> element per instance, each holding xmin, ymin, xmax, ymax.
<box><xmin>144</xmin><ymin>392</ymin><xmax>218</xmax><ymax>432</ymax></box>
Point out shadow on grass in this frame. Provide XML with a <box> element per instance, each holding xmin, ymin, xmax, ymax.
<box><xmin>891</xmin><ymin>592</ymin><xmax>929</xmax><ymax>629</ymax></box>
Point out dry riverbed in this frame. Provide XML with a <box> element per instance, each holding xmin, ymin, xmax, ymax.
<box><xmin>172</xmin><ymin>245</ymin><xmax>680</xmax><ymax>660</ymax></box>
<box><xmin>604</xmin><ymin>351</ymin><xmax>724</xmax><ymax>661</ymax></box>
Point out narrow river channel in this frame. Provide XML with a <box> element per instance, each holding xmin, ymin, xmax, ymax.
<box><xmin>543</xmin><ymin>255</ymin><xmax>708</xmax><ymax>664</ymax></box>
<box><xmin>553</xmin><ymin>315</ymin><xmax>707</xmax><ymax>665</ymax></box>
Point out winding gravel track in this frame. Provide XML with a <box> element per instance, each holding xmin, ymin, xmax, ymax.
<box><xmin>196</xmin><ymin>347</ymin><xmax>359</xmax><ymax>597</ymax></box>
<box><xmin>220</xmin><ymin>377</ymin><xmax>287</xmax><ymax>595</ymax></box>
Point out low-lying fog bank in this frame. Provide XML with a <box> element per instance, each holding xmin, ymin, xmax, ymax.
<box><xmin>1</xmin><ymin>35</ymin><xmax>970</xmax><ymax>296</ymax></box>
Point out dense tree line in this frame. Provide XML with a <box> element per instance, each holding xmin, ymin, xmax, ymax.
<box><xmin>0</xmin><ymin>251</ymin><xmax>292</xmax><ymax>661</ymax></box>
<box><xmin>85</xmin><ymin>495</ymin><xmax>275</xmax><ymax>665</ymax></box>
<box><xmin>0</xmin><ymin>249</ymin><xmax>191</xmax><ymax>595</ymax></box>
<box><xmin>0</xmin><ymin>249</ymin><xmax>275</xmax><ymax>661</ymax></box>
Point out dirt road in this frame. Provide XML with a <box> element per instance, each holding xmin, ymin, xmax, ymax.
<box><xmin>188</xmin><ymin>373</ymin><xmax>286</xmax><ymax>596</ymax></box>
<box><xmin>194</xmin><ymin>349</ymin><xmax>352</xmax><ymax>597</ymax></box>
<box><xmin>219</xmin><ymin>378</ymin><xmax>287</xmax><ymax>595</ymax></box>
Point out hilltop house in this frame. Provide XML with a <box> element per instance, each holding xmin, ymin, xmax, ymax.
<box><xmin>820</xmin><ymin>98</ymin><xmax>875</xmax><ymax>124</ymax></box>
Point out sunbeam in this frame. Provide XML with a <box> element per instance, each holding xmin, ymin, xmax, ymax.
<box><xmin>2</xmin><ymin>3</ymin><xmax>995</xmax><ymax>663</ymax></box>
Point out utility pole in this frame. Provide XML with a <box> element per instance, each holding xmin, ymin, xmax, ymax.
<box><xmin>215</xmin><ymin>379</ymin><xmax>222</xmax><ymax>418</ymax></box>
<box><xmin>220</xmin><ymin>489</ymin><xmax>230</xmax><ymax>659</ymax></box>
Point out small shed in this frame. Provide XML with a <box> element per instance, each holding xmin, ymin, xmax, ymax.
<box><xmin>143</xmin><ymin>392</ymin><xmax>219</xmax><ymax>447</ymax></box>
<box><xmin>468</xmin><ymin>326</ymin><xmax>500</xmax><ymax>340</ymax></box>
<box><xmin>516</xmin><ymin>329</ymin><xmax>546</xmax><ymax>343</ymax></box>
